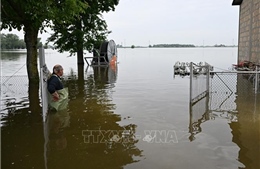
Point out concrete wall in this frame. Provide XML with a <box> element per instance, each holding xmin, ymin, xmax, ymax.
<box><xmin>238</xmin><ymin>0</ymin><xmax>260</xmax><ymax>64</ymax></box>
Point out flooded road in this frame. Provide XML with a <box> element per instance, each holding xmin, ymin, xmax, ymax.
<box><xmin>1</xmin><ymin>48</ymin><xmax>259</xmax><ymax>169</ymax></box>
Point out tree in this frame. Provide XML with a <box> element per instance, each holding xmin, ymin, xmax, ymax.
<box><xmin>5</xmin><ymin>34</ymin><xmax>19</xmax><ymax>49</ymax></box>
<box><xmin>0</xmin><ymin>33</ymin><xmax>26</xmax><ymax>49</ymax></box>
<box><xmin>1</xmin><ymin>0</ymin><xmax>87</xmax><ymax>111</ymax></box>
<box><xmin>18</xmin><ymin>39</ymin><xmax>26</xmax><ymax>49</ymax></box>
<box><xmin>1</xmin><ymin>34</ymin><xmax>19</xmax><ymax>49</ymax></box>
<box><xmin>1</xmin><ymin>0</ymin><xmax>87</xmax><ymax>82</ymax></box>
<box><xmin>48</xmin><ymin>0</ymin><xmax>119</xmax><ymax>66</ymax></box>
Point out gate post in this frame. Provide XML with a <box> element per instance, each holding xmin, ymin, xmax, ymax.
<box><xmin>255</xmin><ymin>66</ymin><xmax>259</xmax><ymax>94</ymax></box>
<box><xmin>206</xmin><ymin>64</ymin><xmax>210</xmax><ymax>94</ymax></box>
<box><xmin>39</xmin><ymin>47</ymin><xmax>48</xmax><ymax>122</ymax></box>
<box><xmin>190</xmin><ymin>62</ymin><xmax>193</xmax><ymax>104</ymax></box>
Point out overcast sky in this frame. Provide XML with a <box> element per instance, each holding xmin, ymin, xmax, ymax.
<box><xmin>2</xmin><ymin>0</ymin><xmax>240</xmax><ymax>46</ymax></box>
<box><xmin>103</xmin><ymin>0</ymin><xmax>240</xmax><ymax>46</ymax></box>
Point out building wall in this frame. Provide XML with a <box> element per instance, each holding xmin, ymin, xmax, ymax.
<box><xmin>238</xmin><ymin>0</ymin><xmax>260</xmax><ymax>64</ymax></box>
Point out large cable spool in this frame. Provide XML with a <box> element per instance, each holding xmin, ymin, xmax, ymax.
<box><xmin>99</xmin><ymin>40</ymin><xmax>117</xmax><ymax>63</ymax></box>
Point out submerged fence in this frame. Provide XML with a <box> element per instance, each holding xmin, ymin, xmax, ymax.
<box><xmin>190</xmin><ymin>62</ymin><xmax>259</xmax><ymax>110</ymax></box>
<box><xmin>1</xmin><ymin>75</ymin><xmax>29</xmax><ymax>115</ymax></box>
<box><xmin>1</xmin><ymin>75</ymin><xmax>29</xmax><ymax>97</ymax></box>
<box><xmin>209</xmin><ymin>71</ymin><xmax>259</xmax><ymax>111</ymax></box>
<box><xmin>189</xmin><ymin>66</ymin><xmax>260</xmax><ymax>141</ymax></box>
<box><xmin>0</xmin><ymin>67</ymin><xmax>112</xmax><ymax>116</ymax></box>
<box><xmin>189</xmin><ymin>62</ymin><xmax>211</xmax><ymax>105</ymax></box>
<box><xmin>0</xmin><ymin>74</ymin><xmax>76</xmax><ymax>115</ymax></box>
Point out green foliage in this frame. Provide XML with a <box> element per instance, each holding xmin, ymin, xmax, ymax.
<box><xmin>1</xmin><ymin>0</ymin><xmax>88</xmax><ymax>32</ymax></box>
<box><xmin>1</xmin><ymin>33</ymin><xmax>26</xmax><ymax>49</ymax></box>
<box><xmin>214</xmin><ymin>44</ymin><xmax>226</xmax><ymax>47</ymax></box>
<box><xmin>48</xmin><ymin>0</ymin><xmax>119</xmax><ymax>55</ymax></box>
<box><xmin>1</xmin><ymin>0</ymin><xmax>88</xmax><ymax>82</ymax></box>
<box><xmin>0</xmin><ymin>33</ymin><xmax>47</xmax><ymax>50</ymax></box>
<box><xmin>131</xmin><ymin>45</ymin><xmax>135</xmax><ymax>49</ymax></box>
<box><xmin>1</xmin><ymin>0</ymin><xmax>88</xmax><ymax>52</ymax></box>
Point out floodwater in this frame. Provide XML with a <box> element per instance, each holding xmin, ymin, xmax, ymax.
<box><xmin>1</xmin><ymin>48</ymin><xmax>259</xmax><ymax>169</ymax></box>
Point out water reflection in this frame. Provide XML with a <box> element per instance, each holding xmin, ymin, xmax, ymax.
<box><xmin>1</xmin><ymin>107</ymin><xmax>44</xmax><ymax>169</ymax></box>
<box><xmin>46</xmin><ymin>110</ymin><xmax>70</xmax><ymax>150</ymax></box>
<box><xmin>188</xmin><ymin>95</ymin><xmax>210</xmax><ymax>141</ymax></box>
<box><xmin>1</xmin><ymin>51</ymin><xmax>26</xmax><ymax>61</ymax></box>
<box><xmin>189</xmin><ymin>75</ymin><xmax>260</xmax><ymax>168</ymax></box>
<box><xmin>44</xmin><ymin>65</ymin><xmax>142</xmax><ymax>169</ymax></box>
<box><xmin>3</xmin><ymin>48</ymin><xmax>251</xmax><ymax>168</ymax></box>
<box><xmin>1</xmin><ymin>76</ymin><xmax>41</xmax><ymax>118</ymax></box>
<box><xmin>1</xmin><ymin>76</ymin><xmax>42</xmax><ymax>167</ymax></box>
<box><xmin>230</xmin><ymin>75</ymin><xmax>260</xmax><ymax>169</ymax></box>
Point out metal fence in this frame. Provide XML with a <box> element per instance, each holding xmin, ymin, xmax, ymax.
<box><xmin>190</xmin><ymin>69</ymin><xmax>260</xmax><ymax>112</ymax></box>
<box><xmin>190</xmin><ymin>71</ymin><xmax>259</xmax><ymax>115</ymax></box>
<box><xmin>0</xmin><ymin>74</ymin><xmax>76</xmax><ymax>115</ymax></box>
<box><xmin>189</xmin><ymin>69</ymin><xmax>259</xmax><ymax>141</ymax></box>
<box><xmin>189</xmin><ymin>62</ymin><xmax>211</xmax><ymax>105</ymax></box>
<box><xmin>1</xmin><ymin>75</ymin><xmax>29</xmax><ymax>97</ymax></box>
<box><xmin>209</xmin><ymin>71</ymin><xmax>259</xmax><ymax>112</ymax></box>
<box><xmin>1</xmin><ymin>75</ymin><xmax>29</xmax><ymax>115</ymax></box>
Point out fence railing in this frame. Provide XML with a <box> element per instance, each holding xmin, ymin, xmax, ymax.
<box><xmin>190</xmin><ymin>70</ymin><xmax>260</xmax><ymax>115</ymax></box>
<box><xmin>189</xmin><ymin>66</ymin><xmax>259</xmax><ymax>141</ymax></box>
<box><xmin>189</xmin><ymin>62</ymin><xmax>211</xmax><ymax>105</ymax></box>
<box><xmin>1</xmin><ymin>75</ymin><xmax>29</xmax><ymax>98</ymax></box>
<box><xmin>0</xmin><ymin>75</ymin><xmax>77</xmax><ymax>114</ymax></box>
<box><xmin>209</xmin><ymin>71</ymin><xmax>259</xmax><ymax>112</ymax></box>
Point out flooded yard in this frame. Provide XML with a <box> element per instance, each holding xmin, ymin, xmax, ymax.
<box><xmin>1</xmin><ymin>48</ymin><xmax>259</xmax><ymax>169</ymax></box>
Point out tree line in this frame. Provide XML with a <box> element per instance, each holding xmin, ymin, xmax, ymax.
<box><xmin>0</xmin><ymin>33</ymin><xmax>26</xmax><ymax>49</ymax></box>
<box><xmin>151</xmin><ymin>44</ymin><xmax>195</xmax><ymax>48</ymax></box>
<box><xmin>0</xmin><ymin>33</ymin><xmax>45</xmax><ymax>49</ymax></box>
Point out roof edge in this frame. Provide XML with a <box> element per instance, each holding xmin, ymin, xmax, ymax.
<box><xmin>232</xmin><ymin>0</ymin><xmax>243</xmax><ymax>5</ymax></box>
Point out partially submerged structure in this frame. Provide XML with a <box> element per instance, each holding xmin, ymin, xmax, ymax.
<box><xmin>232</xmin><ymin>0</ymin><xmax>260</xmax><ymax>65</ymax></box>
<box><xmin>85</xmin><ymin>40</ymin><xmax>118</xmax><ymax>66</ymax></box>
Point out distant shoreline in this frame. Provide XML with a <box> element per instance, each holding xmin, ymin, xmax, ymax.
<box><xmin>1</xmin><ymin>49</ymin><xmax>27</xmax><ymax>53</ymax></box>
<box><xmin>0</xmin><ymin>46</ymin><xmax>238</xmax><ymax>53</ymax></box>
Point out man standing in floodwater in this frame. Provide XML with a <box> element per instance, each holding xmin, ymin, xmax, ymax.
<box><xmin>47</xmin><ymin>64</ymin><xmax>64</xmax><ymax>102</ymax></box>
